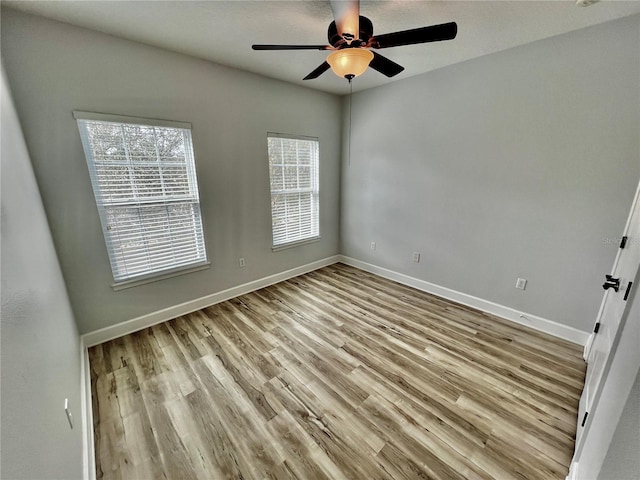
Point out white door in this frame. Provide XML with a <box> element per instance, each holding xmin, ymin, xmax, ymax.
<box><xmin>575</xmin><ymin>180</ymin><xmax>640</xmax><ymax>449</ymax></box>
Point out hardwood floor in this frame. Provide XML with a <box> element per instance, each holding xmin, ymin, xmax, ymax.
<box><xmin>89</xmin><ymin>263</ymin><xmax>586</xmax><ymax>479</ymax></box>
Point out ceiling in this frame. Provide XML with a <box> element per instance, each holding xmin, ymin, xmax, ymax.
<box><xmin>3</xmin><ymin>0</ymin><xmax>640</xmax><ymax>95</ymax></box>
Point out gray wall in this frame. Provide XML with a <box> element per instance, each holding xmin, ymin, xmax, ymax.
<box><xmin>599</xmin><ymin>370</ymin><xmax>640</xmax><ymax>480</ymax></box>
<box><xmin>341</xmin><ymin>15</ymin><xmax>640</xmax><ymax>331</ymax></box>
<box><xmin>1</xmin><ymin>7</ymin><xmax>638</xmax><ymax>479</ymax></box>
<box><xmin>1</xmin><ymin>64</ymin><xmax>84</xmax><ymax>479</ymax></box>
<box><xmin>1</xmin><ymin>9</ymin><xmax>342</xmax><ymax>334</ymax></box>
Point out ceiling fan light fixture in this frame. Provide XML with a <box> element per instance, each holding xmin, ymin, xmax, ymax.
<box><xmin>327</xmin><ymin>48</ymin><xmax>374</xmax><ymax>79</ymax></box>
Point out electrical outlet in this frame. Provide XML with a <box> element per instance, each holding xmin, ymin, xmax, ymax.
<box><xmin>370</xmin><ymin>242</ymin><xmax>376</xmax><ymax>251</ymax></box>
<box><xmin>516</xmin><ymin>278</ymin><xmax>527</xmax><ymax>290</ymax></box>
<box><xmin>412</xmin><ymin>252</ymin><xmax>420</xmax><ymax>263</ymax></box>
<box><xmin>239</xmin><ymin>258</ymin><xmax>245</xmax><ymax>267</ymax></box>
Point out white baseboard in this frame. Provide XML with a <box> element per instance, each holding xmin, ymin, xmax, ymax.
<box><xmin>80</xmin><ymin>339</ymin><xmax>96</xmax><ymax>480</ymax></box>
<box><xmin>81</xmin><ymin>255</ymin><xmax>341</xmax><ymax>347</ymax></box>
<box><xmin>81</xmin><ymin>255</ymin><xmax>338</xmax><ymax>478</ymax></box>
<box><xmin>80</xmin><ymin>253</ymin><xmax>589</xmax><ymax>478</ymax></box>
<box><xmin>338</xmin><ymin>256</ymin><xmax>589</xmax><ymax>346</ymax></box>
<box><xmin>83</xmin><ymin>253</ymin><xmax>589</xmax><ymax>348</ymax></box>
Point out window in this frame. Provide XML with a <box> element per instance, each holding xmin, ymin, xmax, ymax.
<box><xmin>267</xmin><ymin>133</ymin><xmax>320</xmax><ymax>249</ymax></box>
<box><xmin>74</xmin><ymin>111</ymin><xmax>207</xmax><ymax>285</ymax></box>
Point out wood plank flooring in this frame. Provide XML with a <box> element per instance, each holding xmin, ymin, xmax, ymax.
<box><xmin>89</xmin><ymin>263</ymin><xmax>586</xmax><ymax>479</ymax></box>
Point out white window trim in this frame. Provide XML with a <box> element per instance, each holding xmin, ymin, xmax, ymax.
<box><xmin>111</xmin><ymin>262</ymin><xmax>210</xmax><ymax>291</ymax></box>
<box><xmin>271</xmin><ymin>236</ymin><xmax>321</xmax><ymax>253</ymax></box>
<box><xmin>75</xmin><ymin>110</ymin><xmax>208</xmax><ymax>287</ymax></box>
<box><xmin>73</xmin><ymin>110</ymin><xmax>191</xmax><ymax>130</ymax></box>
<box><xmin>267</xmin><ymin>132</ymin><xmax>320</xmax><ymax>249</ymax></box>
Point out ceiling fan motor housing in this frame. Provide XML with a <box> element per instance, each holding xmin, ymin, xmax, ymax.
<box><xmin>328</xmin><ymin>16</ymin><xmax>374</xmax><ymax>48</ymax></box>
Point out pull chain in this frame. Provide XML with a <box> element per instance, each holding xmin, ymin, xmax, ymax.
<box><xmin>347</xmin><ymin>76</ymin><xmax>353</xmax><ymax>167</ymax></box>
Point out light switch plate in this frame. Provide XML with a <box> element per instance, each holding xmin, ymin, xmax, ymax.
<box><xmin>64</xmin><ymin>398</ymin><xmax>73</xmax><ymax>429</ymax></box>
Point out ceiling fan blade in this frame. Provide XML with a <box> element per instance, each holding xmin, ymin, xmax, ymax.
<box><xmin>369</xmin><ymin>52</ymin><xmax>404</xmax><ymax>78</ymax></box>
<box><xmin>303</xmin><ymin>62</ymin><xmax>331</xmax><ymax>80</ymax></box>
<box><xmin>370</xmin><ymin>22</ymin><xmax>457</xmax><ymax>49</ymax></box>
<box><xmin>330</xmin><ymin>0</ymin><xmax>360</xmax><ymax>42</ymax></box>
<box><xmin>252</xmin><ymin>44</ymin><xmax>331</xmax><ymax>51</ymax></box>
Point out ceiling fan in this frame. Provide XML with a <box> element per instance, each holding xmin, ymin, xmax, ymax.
<box><xmin>252</xmin><ymin>0</ymin><xmax>457</xmax><ymax>81</ymax></box>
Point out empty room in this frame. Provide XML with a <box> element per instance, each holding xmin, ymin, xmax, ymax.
<box><xmin>1</xmin><ymin>1</ymin><xmax>639</xmax><ymax>479</ymax></box>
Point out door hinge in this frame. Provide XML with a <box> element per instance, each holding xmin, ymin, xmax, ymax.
<box><xmin>620</xmin><ymin>236</ymin><xmax>628</xmax><ymax>249</ymax></box>
<box><xmin>581</xmin><ymin>411</ymin><xmax>589</xmax><ymax>427</ymax></box>
<box><xmin>624</xmin><ymin>281</ymin><xmax>634</xmax><ymax>301</ymax></box>
<box><xmin>593</xmin><ymin>322</ymin><xmax>600</xmax><ymax>334</ymax></box>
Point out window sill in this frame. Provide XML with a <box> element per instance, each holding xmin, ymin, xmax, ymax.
<box><xmin>111</xmin><ymin>262</ymin><xmax>211</xmax><ymax>291</ymax></box>
<box><xmin>272</xmin><ymin>236</ymin><xmax>321</xmax><ymax>252</ymax></box>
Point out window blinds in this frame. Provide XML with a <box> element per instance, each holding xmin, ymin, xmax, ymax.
<box><xmin>267</xmin><ymin>134</ymin><xmax>320</xmax><ymax>248</ymax></box>
<box><xmin>75</xmin><ymin>112</ymin><xmax>207</xmax><ymax>283</ymax></box>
